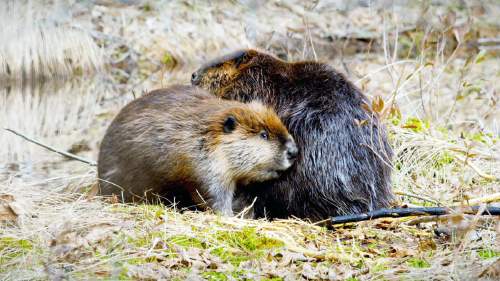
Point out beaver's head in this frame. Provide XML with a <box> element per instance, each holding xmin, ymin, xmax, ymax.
<box><xmin>207</xmin><ymin>101</ymin><xmax>298</xmax><ymax>184</ymax></box>
<box><xmin>191</xmin><ymin>49</ymin><xmax>295</xmax><ymax>103</ymax></box>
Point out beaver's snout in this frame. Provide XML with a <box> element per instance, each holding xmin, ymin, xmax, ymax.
<box><xmin>277</xmin><ymin>138</ymin><xmax>298</xmax><ymax>171</ymax></box>
<box><xmin>286</xmin><ymin>140</ymin><xmax>298</xmax><ymax>161</ymax></box>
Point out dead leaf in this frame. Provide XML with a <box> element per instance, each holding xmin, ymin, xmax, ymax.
<box><xmin>68</xmin><ymin>140</ymin><xmax>91</xmax><ymax>154</ymax></box>
<box><xmin>402</xmin><ymin>124</ymin><xmax>418</xmax><ymax>129</ymax></box>
<box><xmin>50</xmin><ymin>222</ymin><xmax>121</xmax><ymax>262</ymax></box>
<box><xmin>354</xmin><ymin>119</ymin><xmax>368</xmax><ymax>127</ymax></box>
<box><xmin>0</xmin><ymin>194</ymin><xmax>30</xmax><ymax>222</ymax></box>
<box><xmin>388</xmin><ymin>245</ymin><xmax>414</xmax><ymax>258</ymax></box>
<box><xmin>126</xmin><ymin>263</ymin><xmax>172</xmax><ymax>280</ymax></box>
<box><xmin>0</xmin><ymin>205</ymin><xmax>17</xmax><ymax>221</ymax></box>
<box><xmin>389</xmin><ymin>104</ymin><xmax>402</xmax><ymax>119</ymax></box>
<box><xmin>109</xmin><ymin>194</ymin><xmax>119</xmax><ymax>204</ymax></box>
<box><xmin>418</xmin><ymin>238</ymin><xmax>437</xmax><ymax>251</ymax></box>
<box><xmin>372</xmin><ymin>95</ymin><xmax>385</xmax><ymax>114</ymax></box>
<box><xmin>361</xmin><ymin>102</ymin><xmax>373</xmax><ymax>114</ymax></box>
<box><xmin>0</xmin><ymin>194</ymin><xmax>17</xmax><ymax>221</ymax></box>
<box><xmin>0</xmin><ymin>194</ymin><xmax>14</xmax><ymax>202</ymax></box>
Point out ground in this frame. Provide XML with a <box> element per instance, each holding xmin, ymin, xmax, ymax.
<box><xmin>0</xmin><ymin>1</ymin><xmax>499</xmax><ymax>280</ymax></box>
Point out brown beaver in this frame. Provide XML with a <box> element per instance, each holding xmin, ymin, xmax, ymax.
<box><xmin>192</xmin><ymin>50</ymin><xmax>394</xmax><ymax>221</ymax></box>
<box><xmin>97</xmin><ymin>85</ymin><xmax>298</xmax><ymax>216</ymax></box>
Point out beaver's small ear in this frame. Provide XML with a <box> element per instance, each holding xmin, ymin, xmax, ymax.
<box><xmin>233</xmin><ymin>52</ymin><xmax>250</xmax><ymax>67</ymax></box>
<box><xmin>223</xmin><ymin>116</ymin><xmax>237</xmax><ymax>133</ymax></box>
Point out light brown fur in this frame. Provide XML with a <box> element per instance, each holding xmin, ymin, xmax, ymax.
<box><xmin>97</xmin><ymin>85</ymin><xmax>297</xmax><ymax>215</ymax></box>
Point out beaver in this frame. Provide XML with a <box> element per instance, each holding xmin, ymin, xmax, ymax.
<box><xmin>97</xmin><ymin>85</ymin><xmax>298</xmax><ymax>216</ymax></box>
<box><xmin>192</xmin><ymin>49</ymin><xmax>394</xmax><ymax>221</ymax></box>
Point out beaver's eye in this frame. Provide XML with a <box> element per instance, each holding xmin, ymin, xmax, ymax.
<box><xmin>260</xmin><ymin>130</ymin><xmax>269</xmax><ymax>140</ymax></box>
<box><xmin>223</xmin><ymin>116</ymin><xmax>237</xmax><ymax>133</ymax></box>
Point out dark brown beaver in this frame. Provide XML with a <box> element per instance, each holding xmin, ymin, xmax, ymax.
<box><xmin>97</xmin><ymin>85</ymin><xmax>297</xmax><ymax>216</ymax></box>
<box><xmin>192</xmin><ymin>50</ymin><xmax>394</xmax><ymax>221</ymax></box>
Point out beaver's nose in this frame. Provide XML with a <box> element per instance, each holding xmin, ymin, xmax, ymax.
<box><xmin>191</xmin><ymin>70</ymin><xmax>202</xmax><ymax>85</ymax></box>
<box><xmin>286</xmin><ymin>141</ymin><xmax>298</xmax><ymax>161</ymax></box>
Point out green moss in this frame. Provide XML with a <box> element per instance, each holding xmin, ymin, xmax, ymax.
<box><xmin>407</xmin><ymin>257</ymin><xmax>431</xmax><ymax>268</ymax></box>
<box><xmin>125</xmin><ymin>257</ymin><xmax>150</xmax><ymax>265</ymax></box>
<box><xmin>461</xmin><ymin>131</ymin><xmax>497</xmax><ymax>145</ymax></box>
<box><xmin>433</xmin><ymin>151</ymin><xmax>454</xmax><ymax>169</ymax></box>
<box><xmin>167</xmin><ymin>235</ymin><xmax>205</xmax><ymax>249</ymax></box>
<box><xmin>478</xmin><ymin>249</ymin><xmax>500</xmax><ymax>260</ymax></box>
<box><xmin>371</xmin><ymin>261</ymin><xmax>388</xmax><ymax>273</ymax></box>
<box><xmin>390</xmin><ymin>116</ymin><xmax>401</xmax><ymax>126</ymax></box>
<box><xmin>202</xmin><ymin>271</ymin><xmax>229</xmax><ymax>281</ymax></box>
<box><xmin>402</xmin><ymin>117</ymin><xmax>430</xmax><ymax>133</ymax></box>
<box><xmin>214</xmin><ymin>227</ymin><xmax>284</xmax><ymax>251</ymax></box>
<box><xmin>73</xmin><ymin>66</ymin><xmax>83</xmax><ymax>76</ymax></box>
<box><xmin>138</xmin><ymin>204</ymin><xmax>166</xmax><ymax>219</ymax></box>
<box><xmin>161</xmin><ymin>52</ymin><xmax>176</xmax><ymax>68</ymax></box>
<box><xmin>210</xmin><ymin>247</ymin><xmax>250</xmax><ymax>266</ymax></box>
<box><xmin>0</xmin><ymin>237</ymin><xmax>33</xmax><ymax>264</ymax></box>
<box><xmin>210</xmin><ymin>227</ymin><xmax>284</xmax><ymax>266</ymax></box>
<box><xmin>118</xmin><ymin>267</ymin><xmax>129</xmax><ymax>280</ymax></box>
<box><xmin>129</xmin><ymin>231</ymin><xmax>161</xmax><ymax>248</ymax></box>
<box><xmin>141</xmin><ymin>3</ymin><xmax>153</xmax><ymax>12</ymax></box>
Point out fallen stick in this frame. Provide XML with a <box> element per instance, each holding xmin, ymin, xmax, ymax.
<box><xmin>4</xmin><ymin>128</ymin><xmax>97</xmax><ymax>166</ymax></box>
<box><xmin>329</xmin><ymin>206</ymin><xmax>500</xmax><ymax>225</ymax></box>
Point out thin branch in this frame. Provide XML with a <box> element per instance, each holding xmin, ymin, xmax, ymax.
<box><xmin>395</xmin><ymin>190</ymin><xmax>441</xmax><ymax>205</ymax></box>
<box><xmin>236</xmin><ymin>197</ymin><xmax>258</xmax><ymax>219</ymax></box>
<box><xmin>454</xmin><ymin>192</ymin><xmax>500</xmax><ymax>206</ymax></box>
<box><xmin>4</xmin><ymin>128</ymin><xmax>97</xmax><ymax>166</ymax></box>
<box><xmin>453</xmin><ymin>154</ymin><xmax>498</xmax><ymax>181</ymax></box>
<box><xmin>328</xmin><ymin>206</ymin><xmax>500</xmax><ymax>225</ymax></box>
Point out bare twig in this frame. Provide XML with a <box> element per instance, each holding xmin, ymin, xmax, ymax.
<box><xmin>453</xmin><ymin>154</ymin><xmax>498</xmax><ymax>181</ymax></box>
<box><xmin>395</xmin><ymin>190</ymin><xmax>441</xmax><ymax>205</ymax></box>
<box><xmin>328</xmin><ymin>206</ymin><xmax>500</xmax><ymax>226</ymax></box>
<box><xmin>453</xmin><ymin>193</ymin><xmax>500</xmax><ymax>206</ymax></box>
<box><xmin>236</xmin><ymin>197</ymin><xmax>258</xmax><ymax>219</ymax></box>
<box><xmin>4</xmin><ymin>128</ymin><xmax>97</xmax><ymax>166</ymax></box>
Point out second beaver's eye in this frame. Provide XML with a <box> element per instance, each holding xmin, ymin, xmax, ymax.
<box><xmin>260</xmin><ymin>130</ymin><xmax>269</xmax><ymax>140</ymax></box>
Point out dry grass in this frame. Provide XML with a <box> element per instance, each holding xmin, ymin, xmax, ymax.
<box><xmin>1</xmin><ymin>176</ymin><xmax>499</xmax><ymax>280</ymax></box>
<box><xmin>1</xmin><ymin>1</ymin><xmax>499</xmax><ymax>280</ymax></box>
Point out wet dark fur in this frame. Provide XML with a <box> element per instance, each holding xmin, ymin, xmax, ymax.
<box><xmin>193</xmin><ymin>50</ymin><xmax>394</xmax><ymax>221</ymax></box>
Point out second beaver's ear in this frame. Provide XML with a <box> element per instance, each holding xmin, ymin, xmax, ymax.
<box><xmin>233</xmin><ymin>51</ymin><xmax>250</xmax><ymax>67</ymax></box>
<box><xmin>223</xmin><ymin>116</ymin><xmax>237</xmax><ymax>133</ymax></box>
<box><xmin>233</xmin><ymin>49</ymin><xmax>258</xmax><ymax>67</ymax></box>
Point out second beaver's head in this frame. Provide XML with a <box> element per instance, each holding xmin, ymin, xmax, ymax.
<box><xmin>191</xmin><ymin>49</ymin><xmax>334</xmax><ymax>109</ymax></box>
<box><xmin>206</xmin><ymin>101</ymin><xmax>297</xmax><ymax>184</ymax></box>
<box><xmin>191</xmin><ymin>50</ymin><xmax>283</xmax><ymax>102</ymax></box>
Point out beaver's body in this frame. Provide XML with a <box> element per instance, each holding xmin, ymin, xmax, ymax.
<box><xmin>192</xmin><ymin>50</ymin><xmax>393</xmax><ymax>221</ymax></box>
<box><xmin>98</xmin><ymin>85</ymin><xmax>297</xmax><ymax>215</ymax></box>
